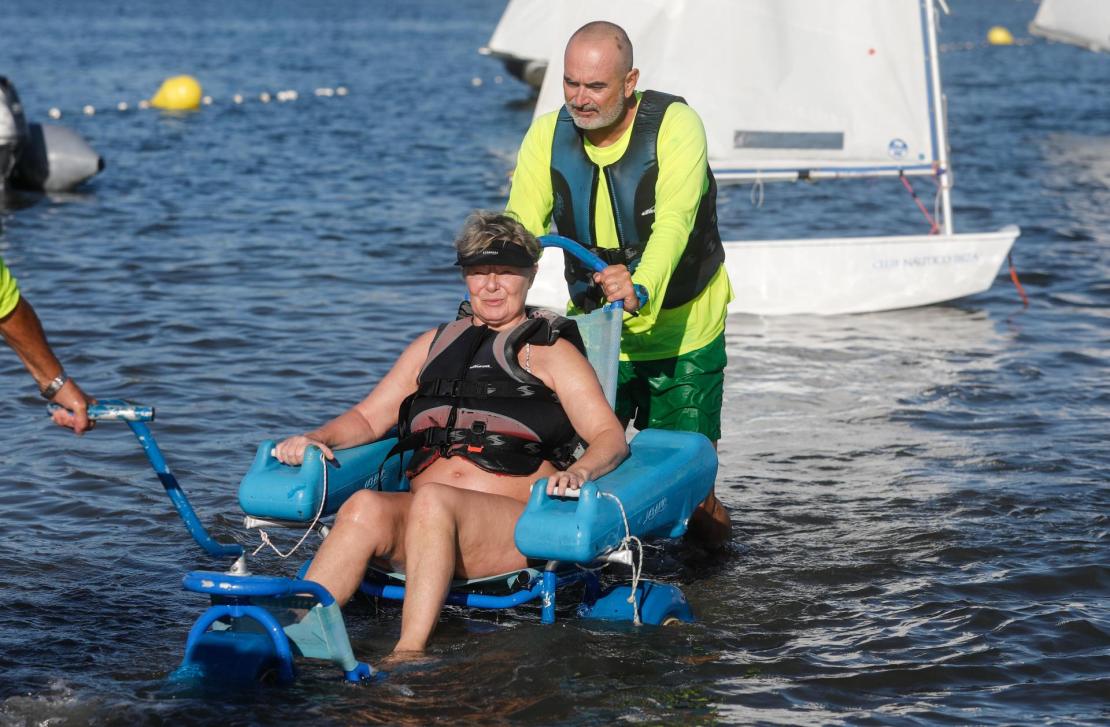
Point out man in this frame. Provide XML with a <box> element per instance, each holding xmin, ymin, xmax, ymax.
<box><xmin>506</xmin><ymin>21</ymin><xmax>733</xmax><ymax>546</ymax></box>
<box><xmin>0</xmin><ymin>256</ymin><xmax>93</xmax><ymax>433</ymax></box>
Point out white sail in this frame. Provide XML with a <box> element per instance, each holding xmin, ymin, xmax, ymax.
<box><xmin>486</xmin><ymin>0</ymin><xmax>560</xmax><ymax>61</ymax></box>
<box><xmin>502</xmin><ymin>0</ymin><xmax>1021</xmax><ymax>316</ymax></box>
<box><xmin>531</xmin><ymin>0</ymin><xmax>942</xmax><ymax>183</ymax></box>
<box><xmin>1029</xmin><ymin>0</ymin><xmax>1110</xmax><ymax>53</ymax></box>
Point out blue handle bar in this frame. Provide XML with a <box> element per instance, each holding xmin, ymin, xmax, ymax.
<box><xmin>538</xmin><ymin>235</ymin><xmax>626</xmax><ymax>311</ymax></box>
<box><xmin>182</xmin><ymin>571</ymin><xmax>337</xmax><ymax>605</ymax></box>
<box><xmin>539</xmin><ymin>235</ymin><xmax>608</xmax><ymax>274</ymax></box>
<box><xmin>47</xmin><ymin>399</ymin><xmax>154</xmax><ymax>422</ymax></box>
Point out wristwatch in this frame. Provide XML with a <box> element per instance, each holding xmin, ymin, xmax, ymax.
<box><xmin>632</xmin><ymin>284</ymin><xmax>649</xmax><ymax>311</ymax></box>
<box><xmin>39</xmin><ymin>373</ymin><xmax>68</xmax><ymax>400</ymax></box>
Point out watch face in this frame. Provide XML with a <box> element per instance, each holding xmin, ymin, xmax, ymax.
<box><xmin>40</xmin><ymin>374</ymin><xmax>67</xmax><ymax>399</ymax></box>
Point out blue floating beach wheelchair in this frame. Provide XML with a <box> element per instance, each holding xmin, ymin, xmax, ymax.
<box><xmin>70</xmin><ymin>237</ymin><xmax>718</xmax><ymax>685</ymax></box>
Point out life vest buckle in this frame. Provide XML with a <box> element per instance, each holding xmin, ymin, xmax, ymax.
<box><xmin>465</xmin><ymin>421</ymin><xmax>486</xmax><ymax>453</ymax></box>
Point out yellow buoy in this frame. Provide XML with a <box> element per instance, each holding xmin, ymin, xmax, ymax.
<box><xmin>150</xmin><ymin>75</ymin><xmax>203</xmax><ymax>110</ymax></box>
<box><xmin>987</xmin><ymin>26</ymin><xmax>1015</xmax><ymax>46</ymax></box>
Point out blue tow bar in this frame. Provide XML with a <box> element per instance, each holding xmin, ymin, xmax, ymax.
<box><xmin>48</xmin><ymin>399</ymin><xmax>243</xmax><ymax>560</ymax></box>
<box><xmin>49</xmin><ymin>400</ymin><xmax>375</xmax><ymax>684</ymax></box>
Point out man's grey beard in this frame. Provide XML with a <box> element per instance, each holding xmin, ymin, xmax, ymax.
<box><xmin>566</xmin><ymin>97</ymin><xmax>625</xmax><ymax>130</ymax></box>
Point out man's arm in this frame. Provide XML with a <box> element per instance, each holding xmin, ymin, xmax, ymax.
<box><xmin>0</xmin><ymin>297</ymin><xmax>93</xmax><ymax>433</ymax></box>
<box><xmin>505</xmin><ymin>113</ymin><xmax>558</xmax><ymax>238</ymax></box>
<box><xmin>596</xmin><ymin>103</ymin><xmax>710</xmax><ymax>323</ymax></box>
<box><xmin>635</xmin><ymin>103</ymin><xmax>710</xmax><ymax>322</ymax></box>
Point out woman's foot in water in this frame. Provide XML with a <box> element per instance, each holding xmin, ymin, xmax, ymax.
<box><xmin>378</xmin><ymin>648</ymin><xmax>439</xmax><ymax>672</ymax></box>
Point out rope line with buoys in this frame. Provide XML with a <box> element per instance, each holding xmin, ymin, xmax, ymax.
<box><xmin>940</xmin><ymin>25</ymin><xmax>1037</xmax><ymax>54</ymax></box>
<box><xmin>44</xmin><ymin>74</ymin><xmax>350</xmax><ymax>120</ymax></box>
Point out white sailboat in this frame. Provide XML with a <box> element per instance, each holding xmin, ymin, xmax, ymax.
<box><xmin>497</xmin><ymin>0</ymin><xmax>1021</xmax><ymax>316</ymax></box>
<box><xmin>1029</xmin><ymin>0</ymin><xmax>1110</xmax><ymax>53</ymax></box>
<box><xmin>479</xmin><ymin>0</ymin><xmax>551</xmax><ymax>89</ymax></box>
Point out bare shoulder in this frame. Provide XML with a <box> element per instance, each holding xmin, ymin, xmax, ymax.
<box><xmin>414</xmin><ymin>326</ymin><xmax>439</xmax><ymax>348</ymax></box>
<box><xmin>531</xmin><ymin>336</ymin><xmax>589</xmax><ymax>365</ymax></box>
<box><xmin>388</xmin><ymin>327</ymin><xmax>439</xmax><ymax>378</ymax></box>
<box><xmin>527</xmin><ymin>337</ymin><xmax>594</xmax><ymax>388</ymax></box>
<box><xmin>404</xmin><ymin>327</ymin><xmax>438</xmax><ymax>355</ymax></box>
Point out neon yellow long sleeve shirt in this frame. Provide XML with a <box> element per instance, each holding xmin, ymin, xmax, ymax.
<box><xmin>0</xmin><ymin>258</ymin><xmax>21</xmax><ymax>319</ymax></box>
<box><xmin>506</xmin><ymin>93</ymin><xmax>732</xmax><ymax>361</ymax></box>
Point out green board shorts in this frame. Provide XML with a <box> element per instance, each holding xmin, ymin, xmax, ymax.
<box><xmin>615</xmin><ymin>333</ymin><xmax>726</xmax><ymax>441</ymax></box>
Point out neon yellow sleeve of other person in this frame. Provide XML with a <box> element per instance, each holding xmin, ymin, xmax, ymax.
<box><xmin>505</xmin><ymin>110</ymin><xmax>559</xmax><ymax>240</ymax></box>
<box><xmin>622</xmin><ymin>101</ymin><xmax>709</xmax><ymax>331</ymax></box>
<box><xmin>0</xmin><ymin>258</ymin><xmax>21</xmax><ymax>319</ymax></box>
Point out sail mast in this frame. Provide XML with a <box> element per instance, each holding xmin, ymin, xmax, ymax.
<box><xmin>923</xmin><ymin>0</ymin><xmax>953</xmax><ymax>235</ymax></box>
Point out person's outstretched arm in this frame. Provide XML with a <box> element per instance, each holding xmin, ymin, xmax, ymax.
<box><xmin>0</xmin><ymin>297</ymin><xmax>93</xmax><ymax>433</ymax></box>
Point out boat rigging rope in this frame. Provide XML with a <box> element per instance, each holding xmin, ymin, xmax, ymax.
<box><xmin>905</xmin><ymin>172</ymin><xmax>1029</xmax><ymax>308</ymax></box>
<box><xmin>749</xmin><ymin>177</ymin><xmax>765</xmax><ymax>208</ymax></box>
<box><xmin>599</xmin><ymin>491</ymin><xmax>645</xmax><ymax>626</ymax></box>
<box><xmin>900</xmin><ymin>173</ymin><xmax>940</xmax><ymax>234</ymax></box>
<box><xmin>252</xmin><ymin>451</ymin><xmax>330</xmax><ymax>559</ymax></box>
<box><xmin>1008</xmin><ymin>253</ymin><xmax>1030</xmax><ymax>307</ymax></box>
<box><xmin>934</xmin><ymin>182</ymin><xmax>945</xmax><ymax>232</ymax></box>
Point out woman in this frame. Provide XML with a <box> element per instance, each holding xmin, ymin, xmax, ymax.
<box><xmin>274</xmin><ymin>212</ymin><xmax>628</xmax><ymax>656</ymax></box>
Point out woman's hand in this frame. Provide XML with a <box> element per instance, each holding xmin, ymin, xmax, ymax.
<box><xmin>546</xmin><ymin>468</ymin><xmax>591</xmax><ymax>497</ymax></box>
<box><xmin>273</xmin><ymin>434</ymin><xmax>335</xmax><ymax>466</ymax></box>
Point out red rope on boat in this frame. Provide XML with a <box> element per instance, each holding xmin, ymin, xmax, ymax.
<box><xmin>900</xmin><ymin>174</ymin><xmax>940</xmax><ymax>234</ymax></box>
<box><xmin>1008</xmin><ymin>252</ymin><xmax>1029</xmax><ymax>308</ymax></box>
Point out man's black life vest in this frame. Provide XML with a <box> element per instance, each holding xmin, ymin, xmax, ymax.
<box><xmin>550</xmin><ymin>90</ymin><xmax>725</xmax><ymax>312</ymax></box>
<box><xmin>394</xmin><ymin>303</ymin><xmax>585</xmax><ymax>478</ymax></box>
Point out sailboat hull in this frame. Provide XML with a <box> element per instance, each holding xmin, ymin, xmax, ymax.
<box><xmin>527</xmin><ymin>226</ymin><xmax>1020</xmax><ymax>316</ymax></box>
<box><xmin>1029</xmin><ymin>0</ymin><xmax>1110</xmax><ymax>53</ymax></box>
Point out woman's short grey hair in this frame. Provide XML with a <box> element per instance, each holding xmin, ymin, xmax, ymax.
<box><xmin>455</xmin><ymin>211</ymin><xmax>541</xmax><ymax>263</ymax></box>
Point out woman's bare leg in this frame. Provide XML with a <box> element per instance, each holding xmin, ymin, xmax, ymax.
<box><xmin>392</xmin><ymin>483</ymin><xmax>527</xmax><ymax>654</ymax></box>
<box><xmin>304</xmin><ymin>490</ymin><xmax>412</xmax><ymax>605</ymax></box>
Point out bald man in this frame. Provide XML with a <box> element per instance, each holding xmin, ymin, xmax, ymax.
<box><xmin>506</xmin><ymin>21</ymin><xmax>733</xmax><ymax>547</ymax></box>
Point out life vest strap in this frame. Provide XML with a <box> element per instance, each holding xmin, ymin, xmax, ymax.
<box><xmin>416</xmin><ymin>378</ymin><xmax>559</xmax><ymax>401</ymax></box>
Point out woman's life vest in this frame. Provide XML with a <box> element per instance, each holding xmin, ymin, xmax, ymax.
<box><xmin>549</xmin><ymin>89</ymin><xmax>725</xmax><ymax>312</ymax></box>
<box><xmin>393</xmin><ymin>304</ymin><xmax>586</xmax><ymax>478</ymax></box>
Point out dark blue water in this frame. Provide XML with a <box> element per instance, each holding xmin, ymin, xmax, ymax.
<box><xmin>1</xmin><ymin>0</ymin><xmax>1107</xmax><ymax>723</ymax></box>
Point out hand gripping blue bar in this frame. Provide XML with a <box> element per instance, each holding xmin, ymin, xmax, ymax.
<box><xmin>47</xmin><ymin>400</ymin><xmax>155</xmax><ymax>422</ymax></box>
<box><xmin>538</xmin><ymin>235</ymin><xmax>625</xmax><ymax>311</ymax></box>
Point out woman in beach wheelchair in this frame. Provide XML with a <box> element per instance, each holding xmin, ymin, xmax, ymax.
<box><xmin>272</xmin><ymin>211</ymin><xmax>629</xmax><ymax>657</ymax></box>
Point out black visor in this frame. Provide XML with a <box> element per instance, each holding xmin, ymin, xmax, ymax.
<box><xmin>455</xmin><ymin>239</ymin><xmax>538</xmax><ymax>268</ymax></box>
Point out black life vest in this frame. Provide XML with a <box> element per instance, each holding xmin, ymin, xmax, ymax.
<box><xmin>550</xmin><ymin>90</ymin><xmax>725</xmax><ymax>312</ymax></box>
<box><xmin>394</xmin><ymin>303</ymin><xmax>586</xmax><ymax>478</ymax></box>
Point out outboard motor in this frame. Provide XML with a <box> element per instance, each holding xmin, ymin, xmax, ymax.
<box><xmin>0</xmin><ymin>75</ymin><xmax>104</xmax><ymax>193</ymax></box>
<box><xmin>0</xmin><ymin>76</ymin><xmax>29</xmax><ymax>182</ymax></box>
<box><xmin>11</xmin><ymin>122</ymin><xmax>105</xmax><ymax>192</ymax></box>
